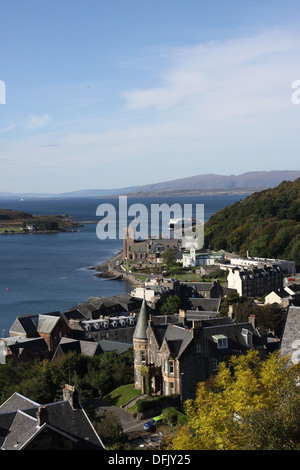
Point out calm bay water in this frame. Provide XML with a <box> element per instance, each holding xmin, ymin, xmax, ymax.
<box><xmin>0</xmin><ymin>194</ymin><xmax>246</xmax><ymax>333</ymax></box>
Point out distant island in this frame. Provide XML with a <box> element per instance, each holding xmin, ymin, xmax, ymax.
<box><xmin>0</xmin><ymin>209</ymin><xmax>81</xmax><ymax>234</ymax></box>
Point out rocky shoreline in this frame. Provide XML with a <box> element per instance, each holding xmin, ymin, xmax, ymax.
<box><xmin>92</xmin><ymin>251</ymin><xmax>142</xmax><ymax>286</ymax></box>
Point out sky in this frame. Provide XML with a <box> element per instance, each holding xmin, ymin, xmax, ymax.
<box><xmin>1</xmin><ymin>0</ymin><xmax>300</xmax><ymax>194</ymax></box>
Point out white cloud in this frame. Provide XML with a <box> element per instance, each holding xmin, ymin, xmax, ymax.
<box><xmin>121</xmin><ymin>29</ymin><xmax>300</xmax><ymax>118</ymax></box>
<box><xmin>0</xmin><ymin>124</ymin><xmax>16</xmax><ymax>133</ymax></box>
<box><xmin>25</xmin><ymin>113</ymin><xmax>51</xmax><ymax>130</ymax></box>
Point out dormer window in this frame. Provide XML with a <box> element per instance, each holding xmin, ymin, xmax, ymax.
<box><xmin>213</xmin><ymin>334</ymin><xmax>228</xmax><ymax>349</ymax></box>
<box><xmin>242</xmin><ymin>328</ymin><xmax>253</xmax><ymax>346</ymax></box>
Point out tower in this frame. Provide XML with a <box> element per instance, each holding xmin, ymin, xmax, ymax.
<box><xmin>123</xmin><ymin>226</ymin><xmax>135</xmax><ymax>260</ymax></box>
<box><xmin>133</xmin><ymin>298</ymin><xmax>149</xmax><ymax>391</ymax></box>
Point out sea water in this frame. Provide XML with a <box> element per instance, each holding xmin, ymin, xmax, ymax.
<box><xmin>0</xmin><ymin>194</ymin><xmax>246</xmax><ymax>333</ymax></box>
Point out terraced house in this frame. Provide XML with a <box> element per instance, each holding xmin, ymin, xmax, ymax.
<box><xmin>133</xmin><ymin>300</ymin><xmax>265</xmax><ymax>402</ymax></box>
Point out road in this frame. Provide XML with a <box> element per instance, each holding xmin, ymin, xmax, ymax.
<box><xmin>89</xmin><ymin>398</ymin><xmax>150</xmax><ymax>432</ymax></box>
<box><xmin>89</xmin><ymin>398</ymin><xmax>162</xmax><ymax>448</ymax></box>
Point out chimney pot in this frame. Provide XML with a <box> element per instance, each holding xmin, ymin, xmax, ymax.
<box><xmin>63</xmin><ymin>384</ymin><xmax>79</xmax><ymax>409</ymax></box>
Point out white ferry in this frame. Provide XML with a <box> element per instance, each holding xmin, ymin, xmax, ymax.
<box><xmin>168</xmin><ymin>217</ymin><xmax>197</xmax><ymax>230</ymax></box>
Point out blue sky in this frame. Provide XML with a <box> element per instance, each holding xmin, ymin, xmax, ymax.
<box><xmin>1</xmin><ymin>0</ymin><xmax>300</xmax><ymax>194</ymax></box>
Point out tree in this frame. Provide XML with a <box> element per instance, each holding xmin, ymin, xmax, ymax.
<box><xmin>162</xmin><ymin>249</ymin><xmax>178</xmax><ymax>270</ymax></box>
<box><xmin>168</xmin><ymin>350</ymin><xmax>300</xmax><ymax>450</ymax></box>
<box><xmin>161</xmin><ymin>295</ymin><xmax>182</xmax><ymax>316</ymax></box>
<box><xmin>94</xmin><ymin>410</ymin><xmax>127</xmax><ymax>448</ymax></box>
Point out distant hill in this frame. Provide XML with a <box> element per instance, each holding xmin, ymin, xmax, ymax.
<box><xmin>122</xmin><ymin>170</ymin><xmax>300</xmax><ymax>194</ymax></box>
<box><xmin>204</xmin><ymin>177</ymin><xmax>300</xmax><ymax>267</ymax></box>
<box><xmin>1</xmin><ymin>170</ymin><xmax>300</xmax><ymax>199</ymax></box>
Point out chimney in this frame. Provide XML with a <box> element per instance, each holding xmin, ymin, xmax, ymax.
<box><xmin>228</xmin><ymin>305</ymin><xmax>234</xmax><ymax>318</ymax></box>
<box><xmin>248</xmin><ymin>314</ymin><xmax>256</xmax><ymax>327</ymax></box>
<box><xmin>179</xmin><ymin>309</ymin><xmax>186</xmax><ymax>325</ymax></box>
<box><xmin>63</xmin><ymin>384</ymin><xmax>79</xmax><ymax>409</ymax></box>
<box><xmin>37</xmin><ymin>406</ymin><xmax>48</xmax><ymax>426</ymax></box>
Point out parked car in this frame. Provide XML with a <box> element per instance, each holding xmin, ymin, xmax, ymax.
<box><xmin>143</xmin><ymin>414</ymin><xmax>163</xmax><ymax>432</ymax></box>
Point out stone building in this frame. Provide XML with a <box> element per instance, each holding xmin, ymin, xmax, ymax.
<box><xmin>280</xmin><ymin>306</ymin><xmax>300</xmax><ymax>365</ymax></box>
<box><xmin>123</xmin><ymin>226</ymin><xmax>180</xmax><ymax>262</ymax></box>
<box><xmin>226</xmin><ymin>264</ymin><xmax>283</xmax><ymax>297</ymax></box>
<box><xmin>132</xmin><ymin>299</ymin><xmax>265</xmax><ymax>403</ymax></box>
<box><xmin>0</xmin><ymin>384</ymin><xmax>105</xmax><ymax>450</ymax></box>
<box><xmin>9</xmin><ymin>312</ymin><xmax>71</xmax><ymax>354</ymax></box>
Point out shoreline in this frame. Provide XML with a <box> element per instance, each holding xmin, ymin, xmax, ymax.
<box><xmin>0</xmin><ymin>228</ymin><xmax>81</xmax><ymax>235</ymax></box>
<box><xmin>92</xmin><ymin>251</ymin><xmax>142</xmax><ymax>286</ymax></box>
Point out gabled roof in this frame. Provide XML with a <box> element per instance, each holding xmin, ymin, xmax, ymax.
<box><xmin>9</xmin><ymin>312</ymin><xmax>61</xmax><ymax>335</ymax></box>
<box><xmin>150</xmin><ymin>317</ymin><xmax>264</xmax><ymax>360</ymax></box>
<box><xmin>151</xmin><ymin>323</ymin><xmax>193</xmax><ymax>359</ymax></box>
<box><xmin>0</xmin><ymin>390</ymin><xmax>105</xmax><ymax>450</ymax></box>
<box><xmin>0</xmin><ymin>392</ymin><xmax>40</xmax><ymax>413</ymax></box>
<box><xmin>163</xmin><ymin>324</ymin><xmax>193</xmax><ymax>358</ymax></box>
<box><xmin>52</xmin><ymin>337</ymin><xmax>102</xmax><ymax>360</ymax></box>
<box><xmin>7</xmin><ymin>336</ymin><xmax>50</xmax><ymax>358</ymax></box>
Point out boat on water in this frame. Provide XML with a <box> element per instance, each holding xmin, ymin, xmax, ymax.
<box><xmin>168</xmin><ymin>217</ymin><xmax>197</xmax><ymax>230</ymax></box>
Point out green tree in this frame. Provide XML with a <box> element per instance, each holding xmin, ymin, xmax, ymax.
<box><xmin>161</xmin><ymin>295</ymin><xmax>182</xmax><ymax>316</ymax></box>
<box><xmin>168</xmin><ymin>350</ymin><xmax>300</xmax><ymax>450</ymax></box>
<box><xmin>162</xmin><ymin>249</ymin><xmax>178</xmax><ymax>270</ymax></box>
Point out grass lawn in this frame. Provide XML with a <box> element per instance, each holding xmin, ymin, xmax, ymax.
<box><xmin>104</xmin><ymin>383</ymin><xmax>142</xmax><ymax>407</ymax></box>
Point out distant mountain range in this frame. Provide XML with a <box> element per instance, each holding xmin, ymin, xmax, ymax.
<box><xmin>1</xmin><ymin>170</ymin><xmax>300</xmax><ymax>199</ymax></box>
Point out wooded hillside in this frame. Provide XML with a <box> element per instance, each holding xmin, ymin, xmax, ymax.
<box><xmin>204</xmin><ymin>177</ymin><xmax>300</xmax><ymax>267</ymax></box>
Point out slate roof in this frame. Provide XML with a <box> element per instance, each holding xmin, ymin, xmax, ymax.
<box><xmin>185</xmin><ymin>310</ymin><xmax>220</xmax><ymax>320</ymax></box>
<box><xmin>181</xmin><ymin>281</ymin><xmax>217</xmax><ymax>291</ymax></box>
<box><xmin>9</xmin><ymin>312</ymin><xmax>61</xmax><ymax>335</ymax></box>
<box><xmin>163</xmin><ymin>324</ymin><xmax>193</xmax><ymax>358</ymax></box>
<box><xmin>280</xmin><ymin>306</ymin><xmax>300</xmax><ymax>364</ymax></box>
<box><xmin>0</xmin><ymin>391</ymin><xmax>105</xmax><ymax>450</ymax></box>
<box><xmin>203</xmin><ymin>321</ymin><xmax>265</xmax><ymax>356</ymax></box>
<box><xmin>6</xmin><ymin>336</ymin><xmax>50</xmax><ymax>358</ymax></box>
<box><xmin>188</xmin><ymin>297</ymin><xmax>221</xmax><ymax>311</ymax></box>
<box><xmin>99</xmin><ymin>339</ymin><xmax>132</xmax><ymax>354</ymax></box>
<box><xmin>52</xmin><ymin>338</ymin><xmax>102</xmax><ymax>361</ymax></box>
<box><xmin>133</xmin><ymin>298</ymin><xmax>149</xmax><ymax>340</ymax></box>
<box><xmin>71</xmin><ymin>294</ymin><xmax>141</xmax><ymax>319</ymax></box>
<box><xmin>150</xmin><ymin>316</ymin><xmax>264</xmax><ymax>360</ymax></box>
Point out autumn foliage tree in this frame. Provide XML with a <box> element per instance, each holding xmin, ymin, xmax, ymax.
<box><xmin>168</xmin><ymin>350</ymin><xmax>300</xmax><ymax>450</ymax></box>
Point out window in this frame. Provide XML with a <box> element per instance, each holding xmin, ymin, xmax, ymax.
<box><xmin>140</xmin><ymin>350</ymin><xmax>146</xmax><ymax>362</ymax></box>
<box><xmin>169</xmin><ymin>361</ymin><xmax>174</xmax><ymax>374</ymax></box>
<box><xmin>212</xmin><ymin>334</ymin><xmax>228</xmax><ymax>349</ymax></box>
<box><xmin>242</xmin><ymin>328</ymin><xmax>253</xmax><ymax>346</ymax></box>
<box><xmin>212</xmin><ymin>358</ymin><xmax>218</xmax><ymax>371</ymax></box>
